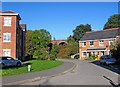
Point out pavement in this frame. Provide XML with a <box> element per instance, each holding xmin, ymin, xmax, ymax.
<box><xmin>91</xmin><ymin>60</ymin><xmax>120</xmax><ymax>74</ymax></box>
<box><xmin>1</xmin><ymin>59</ymin><xmax>75</xmax><ymax>85</ymax></box>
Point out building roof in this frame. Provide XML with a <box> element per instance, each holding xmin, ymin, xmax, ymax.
<box><xmin>0</xmin><ymin>10</ymin><xmax>21</xmax><ymax>20</ymax></box>
<box><xmin>1</xmin><ymin>10</ymin><xmax>16</xmax><ymax>13</ymax></box>
<box><xmin>20</xmin><ymin>24</ymin><xmax>26</xmax><ymax>29</ymax></box>
<box><xmin>80</xmin><ymin>28</ymin><xmax>120</xmax><ymax>41</ymax></box>
<box><xmin>20</xmin><ymin>24</ymin><xmax>27</xmax><ymax>31</ymax></box>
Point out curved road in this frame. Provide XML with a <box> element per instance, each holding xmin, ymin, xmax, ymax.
<box><xmin>22</xmin><ymin>59</ymin><xmax>120</xmax><ymax>85</ymax></box>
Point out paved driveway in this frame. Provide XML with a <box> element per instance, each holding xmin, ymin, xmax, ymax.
<box><xmin>22</xmin><ymin>59</ymin><xmax>120</xmax><ymax>86</ymax></box>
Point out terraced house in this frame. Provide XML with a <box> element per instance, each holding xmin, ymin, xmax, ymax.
<box><xmin>79</xmin><ymin>28</ymin><xmax>120</xmax><ymax>60</ymax></box>
<box><xmin>0</xmin><ymin>10</ymin><xmax>27</xmax><ymax>61</ymax></box>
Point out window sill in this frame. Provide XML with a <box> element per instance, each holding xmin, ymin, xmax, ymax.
<box><xmin>3</xmin><ymin>25</ymin><xmax>11</xmax><ymax>27</ymax></box>
<box><xmin>3</xmin><ymin>41</ymin><xmax>11</xmax><ymax>42</ymax></box>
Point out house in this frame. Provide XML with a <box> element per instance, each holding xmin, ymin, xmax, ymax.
<box><xmin>79</xmin><ymin>28</ymin><xmax>120</xmax><ymax>60</ymax></box>
<box><xmin>0</xmin><ymin>10</ymin><xmax>27</xmax><ymax>61</ymax></box>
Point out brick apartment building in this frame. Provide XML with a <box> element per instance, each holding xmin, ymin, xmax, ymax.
<box><xmin>0</xmin><ymin>10</ymin><xmax>26</xmax><ymax>61</ymax></box>
<box><xmin>79</xmin><ymin>28</ymin><xmax>120</xmax><ymax>60</ymax></box>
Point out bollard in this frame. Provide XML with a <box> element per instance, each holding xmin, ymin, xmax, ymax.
<box><xmin>28</xmin><ymin>65</ymin><xmax>31</xmax><ymax>72</ymax></box>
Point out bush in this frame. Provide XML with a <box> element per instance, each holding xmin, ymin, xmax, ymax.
<box><xmin>89</xmin><ymin>55</ymin><xmax>97</xmax><ymax>60</ymax></box>
<box><xmin>33</xmin><ymin>48</ymin><xmax>48</xmax><ymax>60</ymax></box>
<box><xmin>49</xmin><ymin>44</ymin><xmax>59</xmax><ymax>59</ymax></box>
<box><xmin>57</xmin><ymin>43</ymin><xmax>78</xmax><ymax>58</ymax></box>
<box><xmin>110</xmin><ymin>38</ymin><xmax>120</xmax><ymax>64</ymax></box>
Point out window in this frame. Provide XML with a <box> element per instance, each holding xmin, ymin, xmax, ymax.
<box><xmin>82</xmin><ymin>52</ymin><xmax>86</xmax><ymax>56</ymax></box>
<box><xmin>109</xmin><ymin>40</ymin><xmax>114</xmax><ymax>45</ymax></box>
<box><xmin>82</xmin><ymin>42</ymin><xmax>86</xmax><ymax>46</ymax></box>
<box><xmin>3</xmin><ymin>49</ymin><xmax>11</xmax><ymax>56</ymax></box>
<box><xmin>4</xmin><ymin>17</ymin><xmax>12</xmax><ymax>26</ymax></box>
<box><xmin>99</xmin><ymin>40</ymin><xmax>104</xmax><ymax>46</ymax></box>
<box><xmin>90</xmin><ymin>41</ymin><xmax>94</xmax><ymax>46</ymax></box>
<box><xmin>3</xmin><ymin>33</ymin><xmax>11</xmax><ymax>42</ymax></box>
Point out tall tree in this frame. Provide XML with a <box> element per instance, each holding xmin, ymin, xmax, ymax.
<box><xmin>110</xmin><ymin>37</ymin><xmax>120</xmax><ymax>64</ymax></box>
<box><xmin>26</xmin><ymin>30</ymin><xmax>34</xmax><ymax>56</ymax></box>
<box><xmin>103</xmin><ymin>14</ymin><xmax>120</xmax><ymax>29</ymax></box>
<box><xmin>73</xmin><ymin>24</ymin><xmax>92</xmax><ymax>42</ymax></box>
<box><xmin>26</xmin><ymin>29</ymin><xmax>52</xmax><ymax>59</ymax></box>
<box><xmin>67</xmin><ymin>35</ymin><xmax>75</xmax><ymax>43</ymax></box>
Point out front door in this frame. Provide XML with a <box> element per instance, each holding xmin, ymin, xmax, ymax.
<box><xmin>102</xmin><ymin>51</ymin><xmax>106</xmax><ymax>55</ymax></box>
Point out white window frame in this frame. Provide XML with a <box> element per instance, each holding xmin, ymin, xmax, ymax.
<box><xmin>99</xmin><ymin>40</ymin><xmax>104</xmax><ymax>46</ymax></box>
<box><xmin>4</xmin><ymin>17</ymin><xmax>12</xmax><ymax>26</ymax></box>
<box><xmin>3</xmin><ymin>33</ymin><xmax>11</xmax><ymax>42</ymax></box>
<box><xmin>3</xmin><ymin>49</ymin><xmax>11</xmax><ymax>57</ymax></box>
<box><xmin>90</xmin><ymin>41</ymin><xmax>94</xmax><ymax>46</ymax></box>
<box><xmin>82</xmin><ymin>42</ymin><xmax>86</xmax><ymax>47</ymax></box>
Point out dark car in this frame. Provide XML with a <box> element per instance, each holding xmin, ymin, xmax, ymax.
<box><xmin>0</xmin><ymin>56</ymin><xmax>22</xmax><ymax>68</ymax></box>
<box><xmin>99</xmin><ymin>55</ymin><xmax>116</xmax><ymax>65</ymax></box>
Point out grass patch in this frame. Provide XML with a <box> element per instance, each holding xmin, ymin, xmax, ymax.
<box><xmin>0</xmin><ymin>60</ymin><xmax>63</xmax><ymax>76</ymax></box>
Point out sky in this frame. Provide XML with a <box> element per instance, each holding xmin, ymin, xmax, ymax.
<box><xmin>2</xmin><ymin>2</ymin><xmax>119</xmax><ymax>40</ymax></box>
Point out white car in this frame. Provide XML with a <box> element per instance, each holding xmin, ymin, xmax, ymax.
<box><xmin>71</xmin><ymin>53</ymin><xmax>80</xmax><ymax>59</ymax></box>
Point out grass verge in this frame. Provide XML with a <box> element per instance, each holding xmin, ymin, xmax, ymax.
<box><xmin>0</xmin><ymin>60</ymin><xmax>63</xmax><ymax>76</ymax></box>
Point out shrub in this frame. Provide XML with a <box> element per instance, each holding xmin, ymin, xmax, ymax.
<box><xmin>33</xmin><ymin>48</ymin><xmax>47</xmax><ymax>60</ymax></box>
<box><xmin>110</xmin><ymin>38</ymin><xmax>120</xmax><ymax>64</ymax></box>
<box><xmin>89</xmin><ymin>55</ymin><xmax>97</xmax><ymax>60</ymax></box>
<box><xmin>57</xmin><ymin>43</ymin><xmax>78</xmax><ymax>58</ymax></box>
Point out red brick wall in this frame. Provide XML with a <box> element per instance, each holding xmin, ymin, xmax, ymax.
<box><xmin>1</xmin><ymin>16</ymin><xmax>17</xmax><ymax>59</ymax></box>
<box><xmin>0</xmin><ymin>16</ymin><xmax>2</xmax><ymax>56</ymax></box>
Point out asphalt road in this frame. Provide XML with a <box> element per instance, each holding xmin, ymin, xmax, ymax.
<box><xmin>22</xmin><ymin>59</ymin><xmax>120</xmax><ymax>86</ymax></box>
<box><xmin>1</xmin><ymin>60</ymin><xmax>75</xmax><ymax>85</ymax></box>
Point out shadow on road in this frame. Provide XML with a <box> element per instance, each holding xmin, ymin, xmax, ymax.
<box><xmin>103</xmin><ymin>76</ymin><xmax>120</xmax><ymax>87</ymax></box>
<box><xmin>90</xmin><ymin>60</ymin><xmax>120</xmax><ymax>74</ymax></box>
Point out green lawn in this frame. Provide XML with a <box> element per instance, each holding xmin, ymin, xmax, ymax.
<box><xmin>0</xmin><ymin>60</ymin><xmax>63</xmax><ymax>76</ymax></box>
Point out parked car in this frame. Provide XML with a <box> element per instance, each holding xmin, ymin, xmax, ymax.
<box><xmin>99</xmin><ymin>55</ymin><xmax>116</xmax><ymax>65</ymax></box>
<box><xmin>0</xmin><ymin>56</ymin><xmax>22</xmax><ymax>68</ymax></box>
<box><xmin>71</xmin><ymin>53</ymin><xmax>80</xmax><ymax>59</ymax></box>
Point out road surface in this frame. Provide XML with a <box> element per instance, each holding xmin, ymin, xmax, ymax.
<box><xmin>22</xmin><ymin>59</ymin><xmax>120</xmax><ymax>86</ymax></box>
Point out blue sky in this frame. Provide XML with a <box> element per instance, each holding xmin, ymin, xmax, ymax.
<box><xmin>2</xmin><ymin>2</ymin><xmax>118</xmax><ymax>40</ymax></box>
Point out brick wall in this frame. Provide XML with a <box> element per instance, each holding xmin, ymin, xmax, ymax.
<box><xmin>1</xmin><ymin>16</ymin><xmax>17</xmax><ymax>59</ymax></box>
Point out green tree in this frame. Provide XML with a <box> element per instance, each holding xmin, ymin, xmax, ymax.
<box><xmin>73</xmin><ymin>24</ymin><xmax>92</xmax><ymax>42</ymax></box>
<box><xmin>103</xmin><ymin>14</ymin><xmax>120</xmax><ymax>29</ymax></box>
<box><xmin>50</xmin><ymin>44</ymin><xmax>59</xmax><ymax>60</ymax></box>
<box><xmin>26</xmin><ymin>30</ymin><xmax>34</xmax><ymax>56</ymax></box>
<box><xmin>26</xmin><ymin>29</ymin><xmax>52</xmax><ymax>59</ymax></box>
<box><xmin>110</xmin><ymin>38</ymin><xmax>120</xmax><ymax>64</ymax></box>
<box><xmin>67</xmin><ymin>35</ymin><xmax>75</xmax><ymax>43</ymax></box>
